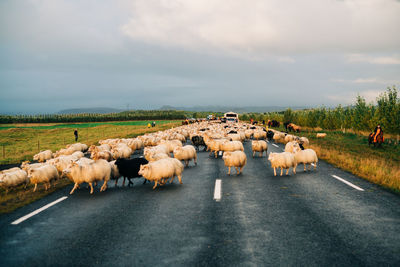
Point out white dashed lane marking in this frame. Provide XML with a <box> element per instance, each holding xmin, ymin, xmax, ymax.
<box><xmin>214</xmin><ymin>179</ymin><xmax>222</xmax><ymax>202</ymax></box>
<box><xmin>331</xmin><ymin>175</ymin><xmax>364</xmax><ymax>191</ymax></box>
<box><xmin>11</xmin><ymin>196</ymin><xmax>68</xmax><ymax>225</ymax></box>
<box><xmin>272</xmin><ymin>144</ymin><xmax>279</xmax><ymax>148</ymax></box>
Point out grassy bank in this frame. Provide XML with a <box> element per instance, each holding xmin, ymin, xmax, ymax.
<box><xmin>0</xmin><ymin>121</ymin><xmax>181</xmax><ymax>213</ymax></box>
<box><xmin>268</xmin><ymin>124</ymin><xmax>400</xmax><ymax>193</ymax></box>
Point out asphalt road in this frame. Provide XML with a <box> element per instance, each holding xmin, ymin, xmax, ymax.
<box><xmin>1</xmin><ymin>140</ymin><xmax>399</xmax><ymax>266</ymax></box>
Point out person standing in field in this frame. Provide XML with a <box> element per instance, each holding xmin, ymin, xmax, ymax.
<box><xmin>74</xmin><ymin>129</ymin><xmax>78</xmax><ymax>142</ymax></box>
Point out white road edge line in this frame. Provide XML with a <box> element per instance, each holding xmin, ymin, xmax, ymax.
<box><xmin>11</xmin><ymin>196</ymin><xmax>68</xmax><ymax>225</ymax></box>
<box><xmin>331</xmin><ymin>175</ymin><xmax>364</xmax><ymax>191</ymax></box>
<box><xmin>272</xmin><ymin>144</ymin><xmax>279</xmax><ymax>148</ymax></box>
<box><xmin>214</xmin><ymin>179</ymin><xmax>222</xmax><ymax>202</ymax></box>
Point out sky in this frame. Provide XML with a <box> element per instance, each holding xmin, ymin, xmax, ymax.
<box><xmin>0</xmin><ymin>0</ymin><xmax>399</xmax><ymax>114</ymax></box>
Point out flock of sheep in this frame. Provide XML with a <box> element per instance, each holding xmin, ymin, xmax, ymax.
<box><xmin>0</xmin><ymin>121</ymin><xmax>321</xmax><ymax>195</ymax></box>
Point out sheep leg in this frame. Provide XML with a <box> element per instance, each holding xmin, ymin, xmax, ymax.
<box><xmin>152</xmin><ymin>181</ymin><xmax>158</xmax><ymax>190</ymax></box>
<box><xmin>228</xmin><ymin>166</ymin><xmax>231</xmax><ymax>175</ymax></box>
<box><xmin>252</xmin><ymin>151</ymin><xmax>255</xmax><ymax>158</ymax></box>
<box><xmin>115</xmin><ymin>178</ymin><xmax>119</xmax><ymax>187</ymax></box>
<box><xmin>177</xmin><ymin>175</ymin><xmax>183</xmax><ymax>184</ymax></box>
<box><xmin>128</xmin><ymin>178</ymin><xmax>133</xmax><ymax>187</ymax></box>
<box><xmin>122</xmin><ymin>177</ymin><xmax>126</xmax><ymax>186</ymax></box>
<box><xmin>280</xmin><ymin>168</ymin><xmax>283</xmax><ymax>176</ymax></box>
<box><xmin>304</xmin><ymin>163</ymin><xmax>307</xmax><ymax>171</ymax></box>
<box><xmin>142</xmin><ymin>179</ymin><xmax>147</xmax><ymax>185</ymax></box>
<box><xmin>169</xmin><ymin>176</ymin><xmax>175</xmax><ymax>184</ymax></box>
<box><xmin>235</xmin><ymin>167</ymin><xmax>240</xmax><ymax>174</ymax></box>
<box><xmin>260</xmin><ymin>151</ymin><xmax>263</xmax><ymax>157</ymax></box>
<box><xmin>286</xmin><ymin>168</ymin><xmax>289</xmax><ymax>175</ymax></box>
<box><xmin>273</xmin><ymin>167</ymin><xmax>277</xmax><ymax>176</ymax></box>
<box><xmin>215</xmin><ymin>151</ymin><xmax>218</xmax><ymax>158</ymax></box>
<box><xmin>314</xmin><ymin>162</ymin><xmax>317</xmax><ymax>170</ymax></box>
<box><xmin>70</xmin><ymin>183</ymin><xmax>79</xmax><ymax>194</ymax></box>
<box><xmin>89</xmin><ymin>183</ymin><xmax>94</xmax><ymax>194</ymax></box>
<box><xmin>33</xmin><ymin>183</ymin><xmax>37</xmax><ymax>192</ymax></box>
<box><xmin>185</xmin><ymin>160</ymin><xmax>189</xmax><ymax>167</ymax></box>
<box><xmin>293</xmin><ymin>166</ymin><xmax>296</xmax><ymax>174</ymax></box>
<box><xmin>194</xmin><ymin>155</ymin><xmax>197</xmax><ymax>165</ymax></box>
<box><xmin>239</xmin><ymin>166</ymin><xmax>244</xmax><ymax>174</ymax></box>
<box><xmin>100</xmin><ymin>181</ymin><xmax>107</xmax><ymax>192</ymax></box>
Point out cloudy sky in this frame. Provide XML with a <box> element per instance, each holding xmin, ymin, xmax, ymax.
<box><xmin>1</xmin><ymin>0</ymin><xmax>399</xmax><ymax>114</ymax></box>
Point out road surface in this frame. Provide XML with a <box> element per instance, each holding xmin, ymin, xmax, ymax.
<box><xmin>1</xmin><ymin>140</ymin><xmax>399</xmax><ymax>266</ymax></box>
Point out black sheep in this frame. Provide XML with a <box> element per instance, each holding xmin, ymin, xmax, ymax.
<box><xmin>115</xmin><ymin>157</ymin><xmax>149</xmax><ymax>187</ymax></box>
<box><xmin>228</xmin><ymin>130</ymin><xmax>237</xmax><ymax>134</ymax></box>
<box><xmin>191</xmin><ymin>135</ymin><xmax>207</xmax><ymax>151</ymax></box>
<box><xmin>266</xmin><ymin>130</ymin><xmax>274</xmax><ymax>141</ymax></box>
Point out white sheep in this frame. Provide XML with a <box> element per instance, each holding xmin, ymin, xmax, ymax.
<box><xmin>111</xmin><ymin>144</ymin><xmax>133</xmax><ymax>160</ymax></box>
<box><xmin>244</xmin><ymin>129</ymin><xmax>253</xmax><ymax>139</ymax></box>
<box><xmin>316</xmin><ymin>133</ymin><xmax>327</xmax><ymax>138</ymax></box>
<box><xmin>268</xmin><ymin>152</ymin><xmax>297</xmax><ymax>176</ymax></box>
<box><xmin>158</xmin><ymin>140</ymin><xmax>182</xmax><ymax>153</ymax></box>
<box><xmin>28</xmin><ymin>165</ymin><xmax>59</xmax><ymax>192</ymax></box>
<box><xmin>138</xmin><ymin>158</ymin><xmax>183</xmax><ymax>189</ymax></box>
<box><xmin>251</xmin><ymin>140</ymin><xmax>268</xmax><ymax>157</ymax></box>
<box><xmin>273</xmin><ymin>132</ymin><xmax>286</xmax><ymax>144</ymax></box>
<box><xmin>91</xmin><ymin>150</ymin><xmax>113</xmax><ymax>161</ymax></box>
<box><xmin>173</xmin><ymin>145</ymin><xmax>197</xmax><ymax>167</ymax></box>
<box><xmin>0</xmin><ymin>169</ymin><xmax>29</xmax><ymax>193</ymax></box>
<box><xmin>284</xmin><ymin>141</ymin><xmax>300</xmax><ymax>153</ymax></box>
<box><xmin>222</xmin><ymin>151</ymin><xmax>247</xmax><ymax>175</ymax></box>
<box><xmin>293</xmin><ymin>147</ymin><xmax>318</xmax><ymax>171</ymax></box>
<box><xmin>20</xmin><ymin>161</ymin><xmax>46</xmax><ymax>174</ymax></box>
<box><xmin>109</xmin><ymin>160</ymin><xmax>122</xmax><ymax>186</ymax></box>
<box><xmin>299</xmin><ymin>137</ymin><xmax>309</xmax><ymax>147</ymax></box>
<box><xmin>253</xmin><ymin>130</ymin><xmax>267</xmax><ymax>140</ymax></box>
<box><xmin>220</xmin><ymin>141</ymin><xmax>244</xmax><ymax>153</ymax></box>
<box><xmin>33</xmin><ymin>150</ymin><xmax>53</xmax><ymax>162</ymax></box>
<box><xmin>62</xmin><ymin>159</ymin><xmax>111</xmax><ymax>194</ymax></box>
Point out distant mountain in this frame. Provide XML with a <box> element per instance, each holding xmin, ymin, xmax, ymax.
<box><xmin>57</xmin><ymin>107</ymin><xmax>123</xmax><ymax>114</ymax></box>
<box><xmin>159</xmin><ymin>105</ymin><xmax>306</xmax><ymax>113</ymax></box>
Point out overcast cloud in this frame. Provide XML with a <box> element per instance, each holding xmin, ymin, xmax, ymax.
<box><xmin>0</xmin><ymin>0</ymin><xmax>399</xmax><ymax>114</ymax></box>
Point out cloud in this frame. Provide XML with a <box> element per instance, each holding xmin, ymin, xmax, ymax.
<box><xmin>277</xmin><ymin>57</ymin><xmax>295</xmax><ymax>63</ymax></box>
<box><xmin>122</xmin><ymin>0</ymin><xmax>400</xmax><ymax>58</ymax></box>
<box><xmin>326</xmin><ymin>89</ymin><xmax>384</xmax><ymax>104</ymax></box>
<box><xmin>347</xmin><ymin>54</ymin><xmax>400</xmax><ymax>65</ymax></box>
<box><xmin>332</xmin><ymin>77</ymin><xmax>400</xmax><ymax>85</ymax></box>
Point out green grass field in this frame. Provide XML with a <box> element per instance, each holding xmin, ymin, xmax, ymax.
<box><xmin>0</xmin><ymin>120</ymin><xmax>181</xmax><ymax>213</ymax></box>
<box><xmin>0</xmin><ymin>120</ymin><xmax>180</xmax><ymax>165</ymax></box>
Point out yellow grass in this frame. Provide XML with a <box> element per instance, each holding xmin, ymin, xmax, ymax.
<box><xmin>309</xmin><ymin>143</ymin><xmax>400</xmax><ymax>193</ymax></box>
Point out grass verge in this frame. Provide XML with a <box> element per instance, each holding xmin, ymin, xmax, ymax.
<box><xmin>268</xmin><ymin>124</ymin><xmax>400</xmax><ymax>193</ymax></box>
<box><xmin>0</xmin><ymin>121</ymin><xmax>181</xmax><ymax>214</ymax></box>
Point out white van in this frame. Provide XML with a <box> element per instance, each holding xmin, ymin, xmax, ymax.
<box><xmin>223</xmin><ymin>112</ymin><xmax>239</xmax><ymax>123</ymax></box>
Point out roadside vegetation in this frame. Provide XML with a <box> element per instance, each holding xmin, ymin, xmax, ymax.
<box><xmin>240</xmin><ymin>86</ymin><xmax>400</xmax><ymax>193</ymax></box>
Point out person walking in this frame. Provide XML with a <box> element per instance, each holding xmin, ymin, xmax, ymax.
<box><xmin>74</xmin><ymin>129</ymin><xmax>78</xmax><ymax>142</ymax></box>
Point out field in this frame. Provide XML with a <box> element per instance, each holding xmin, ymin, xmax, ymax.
<box><xmin>0</xmin><ymin>120</ymin><xmax>179</xmax><ymax>165</ymax></box>
<box><xmin>0</xmin><ymin>120</ymin><xmax>181</xmax><ymax>213</ymax></box>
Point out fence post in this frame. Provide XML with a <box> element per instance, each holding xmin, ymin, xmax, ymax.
<box><xmin>37</xmin><ymin>140</ymin><xmax>40</xmax><ymax>152</ymax></box>
<box><xmin>2</xmin><ymin>145</ymin><xmax>4</xmax><ymax>158</ymax></box>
